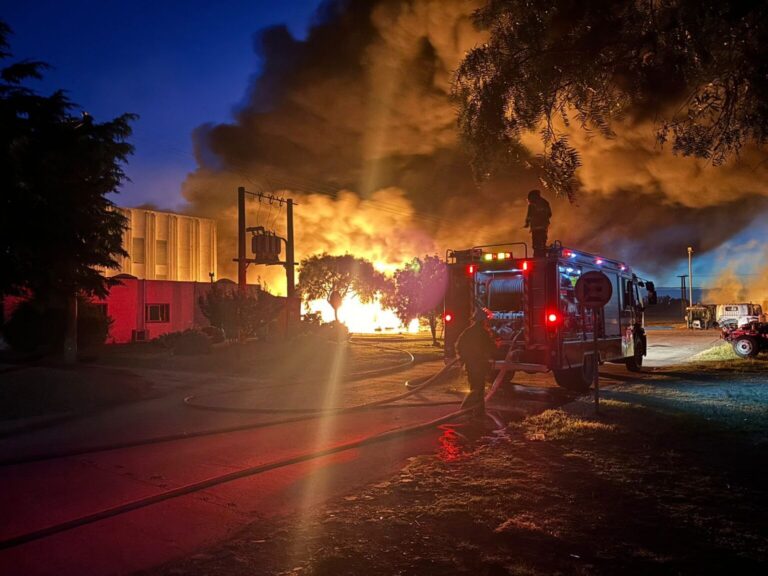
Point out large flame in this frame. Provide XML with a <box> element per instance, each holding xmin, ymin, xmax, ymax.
<box><xmin>306</xmin><ymin>292</ymin><xmax>420</xmax><ymax>334</ymax></box>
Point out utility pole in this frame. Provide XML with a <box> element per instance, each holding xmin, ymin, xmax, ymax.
<box><xmin>677</xmin><ymin>274</ymin><xmax>688</xmax><ymax>316</ymax></box>
<box><xmin>234</xmin><ymin>186</ymin><xmax>299</xmax><ymax>329</ymax></box>
<box><xmin>687</xmin><ymin>247</ymin><xmax>694</xmax><ymax>329</ymax></box>
<box><xmin>285</xmin><ymin>198</ymin><xmax>299</xmax><ymax>324</ymax></box>
<box><xmin>237</xmin><ymin>186</ymin><xmax>247</xmax><ymax>295</ymax></box>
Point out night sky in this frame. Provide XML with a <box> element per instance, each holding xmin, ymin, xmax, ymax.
<box><xmin>2</xmin><ymin>1</ymin><xmax>765</xmax><ymax>288</ymax></box>
<box><xmin>2</xmin><ymin>0</ymin><xmax>323</xmax><ymax>209</ymax></box>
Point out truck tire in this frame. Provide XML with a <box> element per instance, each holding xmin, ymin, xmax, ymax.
<box><xmin>733</xmin><ymin>337</ymin><xmax>759</xmax><ymax>358</ymax></box>
<box><xmin>553</xmin><ymin>355</ymin><xmax>595</xmax><ymax>393</ymax></box>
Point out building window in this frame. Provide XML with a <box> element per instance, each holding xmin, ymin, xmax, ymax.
<box><xmin>156</xmin><ymin>240</ymin><xmax>168</xmax><ymax>265</ymax></box>
<box><xmin>132</xmin><ymin>238</ymin><xmax>145</xmax><ymax>264</ymax></box>
<box><xmin>145</xmin><ymin>304</ymin><xmax>170</xmax><ymax>323</ymax></box>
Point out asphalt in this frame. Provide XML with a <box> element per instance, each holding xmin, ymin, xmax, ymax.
<box><xmin>0</xmin><ymin>328</ymin><xmax>729</xmax><ymax>575</ymax></box>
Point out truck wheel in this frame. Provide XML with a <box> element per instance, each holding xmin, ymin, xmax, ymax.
<box><xmin>553</xmin><ymin>356</ymin><xmax>594</xmax><ymax>393</ymax></box>
<box><xmin>733</xmin><ymin>337</ymin><xmax>759</xmax><ymax>358</ymax></box>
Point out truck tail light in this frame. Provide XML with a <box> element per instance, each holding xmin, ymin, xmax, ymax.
<box><xmin>546</xmin><ymin>311</ymin><xmax>561</xmax><ymax>326</ymax></box>
<box><xmin>522</xmin><ymin>260</ymin><xmax>530</xmax><ymax>272</ymax></box>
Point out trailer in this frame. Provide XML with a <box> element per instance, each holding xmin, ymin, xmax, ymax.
<box><xmin>444</xmin><ymin>242</ymin><xmax>657</xmax><ymax>392</ymax></box>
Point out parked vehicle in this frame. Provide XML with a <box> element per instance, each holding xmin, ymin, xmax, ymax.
<box><xmin>722</xmin><ymin>322</ymin><xmax>768</xmax><ymax>358</ymax></box>
<box><xmin>716</xmin><ymin>303</ymin><xmax>763</xmax><ymax>328</ymax></box>
<box><xmin>686</xmin><ymin>304</ymin><xmax>715</xmax><ymax>329</ymax></box>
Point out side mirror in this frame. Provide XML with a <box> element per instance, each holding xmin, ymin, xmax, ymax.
<box><xmin>646</xmin><ymin>281</ymin><xmax>658</xmax><ymax>305</ymax></box>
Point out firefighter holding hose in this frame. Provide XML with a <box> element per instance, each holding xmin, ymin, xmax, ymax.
<box><xmin>456</xmin><ymin>307</ymin><xmax>497</xmax><ymax>418</ymax></box>
<box><xmin>524</xmin><ymin>189</ymin><xmax>552</xmax><ymax>257</ymax></box>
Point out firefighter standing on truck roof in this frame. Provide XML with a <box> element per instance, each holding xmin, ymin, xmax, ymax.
<box><xmin>456</xmin><ymin>308</ymin><xmax>497</xmax><ymax>418</ymax></box>
<box><xmin>524</xmin><ymin>189</ymin><xmax>552</xmax><ymax>257</ymax></box>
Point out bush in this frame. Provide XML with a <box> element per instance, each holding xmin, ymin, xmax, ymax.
<box><xmin>78</xmin><ymin>304</ymin><xmax>113</xmax><ymax>350</ymax></box>
<box><xmin>1</xmin><ymin>299</ymin><xmax>111</xmax><ymax>354</ymax></box>
<box><xmin>155</xmin><ymin>329</ymin><xmax>212</xmax><ymax>356</ymax></box>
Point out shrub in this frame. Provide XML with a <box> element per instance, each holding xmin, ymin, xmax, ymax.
<box><xmin>155</xmin><ymin>329</ymin><xmax>212</xmax><ymax>355</ymax></box>
<box><xmin>1</xmin><ymin>299</ymin><xmax>111</xmax><ymax>354</ymax></box>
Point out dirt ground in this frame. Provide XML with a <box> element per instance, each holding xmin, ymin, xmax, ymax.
<box><xmin>146</xmin><ymin>347</ymin><xmax>768</xmax><ymax>576</ymax></box>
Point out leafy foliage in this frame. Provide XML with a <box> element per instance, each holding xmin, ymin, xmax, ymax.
<box><xmin>297</xmin><ymin>253</ymin><xmax>388</xmax><ymax>322</ymax></box>
<box><xmin>198</xmin><ymin>282</ymin><xmax>283</xmax><ymax>339</ymax></box>
<box><xmin>453</xmin><ymin>1</ymin><xmax>768</xmax><ymax>200</ymax></box>
<box><xmin>382</xmin><ymin>256</ymin><xmax>447</xmax><ymax>343</ymax></box>
<box><xmin>1</xmin><ymin>298</ymin><xmax>112</xmax><ymax>354</ymax></box>
<box><xmin>154</xmin><ymin>329</ymin><xmax>212</xmax><ymax>356</ymax></box>
<box><xmin>0</xmin><ymin>21</ymin><xmax>135</xmax><ymax>300</ymax></box>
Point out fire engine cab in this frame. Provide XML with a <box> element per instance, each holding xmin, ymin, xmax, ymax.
<box><xmin>444</xmin><ymin>242</ymin><xmax>657</xmax><ymax>392</ymax></box>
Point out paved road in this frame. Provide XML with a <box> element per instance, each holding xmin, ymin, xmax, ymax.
<box><xmin>643</xmin><ymin>326</ymin><xmax>723</xmax><ymax>366</ymax></box>
<box><xmin>0</xmin><ymin>358</ymin><xmax>465</xmax><ymax>576</ymax></box>
<box><xmin>0</xmin><ymin>329</ymin><xmax>727</xmax><ymax>575</ymax></box>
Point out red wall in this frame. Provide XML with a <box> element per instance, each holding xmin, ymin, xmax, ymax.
<box><xmin>95</xmin><ymin>278</ymin><xmax>238</xmax><ymax>343</ymax></box>
<box><xmin>2</xmin><ymin>279</ymin><xmax>271</xmax><ymax>345</ymax></box>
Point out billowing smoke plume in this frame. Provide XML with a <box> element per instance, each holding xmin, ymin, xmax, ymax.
<box><xmin>704</xmin><ymin>240</ymin><xmax>768</xmax><ymax>308</ymax></box>
<box><xmin>182</xmin><ymin>0</ymin><xmax>768</xmax><ymax>294</ymax></box>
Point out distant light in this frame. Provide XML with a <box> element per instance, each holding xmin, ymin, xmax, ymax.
<box><xmin>596</xmin><ymin>258</ymin><xmax>604</xmax><ymax>265</ymax></box>
<box><xmin>444</xmin><ymin>312</ymin><xmax>453</xmax><ymax>323</ymax></box>
<box><xmin>620</xmin><ymin>264</ymin><xmax>627</xmax><ymax>271</ymax></box>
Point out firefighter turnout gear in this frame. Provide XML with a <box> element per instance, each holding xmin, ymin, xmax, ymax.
<box><xmin>524</xmin><ymin>190</ymin><xmax>552</xmax><ymax>257</ymax></box>
<box><xmin>455</xmin><ymin>318</ymin><xmax>497</xmax><ymax>418</ymax></box>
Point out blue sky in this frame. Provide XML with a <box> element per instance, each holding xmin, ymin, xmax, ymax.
<box><xmin>2</xmin><ymin>0</ymin><xmax>323</xmax><ymax>210</ymax></box>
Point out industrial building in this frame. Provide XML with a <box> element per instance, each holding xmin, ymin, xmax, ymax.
<box><xmin>107</xmin><ymin>208</ymin><xmax>218</xmax><ymax>283</ymax></box>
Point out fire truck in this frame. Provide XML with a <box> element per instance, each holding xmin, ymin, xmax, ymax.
<box><xmin>444</xmin><ymin>242</ymin><xmax>657</xmax><ymax>392</ymax></box>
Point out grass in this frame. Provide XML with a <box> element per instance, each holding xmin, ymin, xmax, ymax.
<box><xmin>690</xmin><ymin>342</ymin><xmax>739</xmax><ymax>361</ymax></box>
<box><xmin>517</xmin><ymin>408</ymin><xmax>617</xmax><ymax>441</ymax></box>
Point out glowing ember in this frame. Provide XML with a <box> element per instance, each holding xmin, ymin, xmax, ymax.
<box><xmin>305</xmin><ymin>292</ymin><xmax>419</xmax><ymax>334</ymax></box>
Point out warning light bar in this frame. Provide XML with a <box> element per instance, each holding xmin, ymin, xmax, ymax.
<box><xmin>482</xmin><ymin>252</ymin><xmax>512</xmax><ymax>261</ymax></box>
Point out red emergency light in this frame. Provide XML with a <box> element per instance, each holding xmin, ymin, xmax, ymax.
<box><xmin>545</xmin><ymin>311</ymin><xmax>561</xmax><ymax>325</ymax></box>
<box><xmin>466</xmin><ymin>264</ymin><xmax>476</xmax><ymax>276</ymax></box>
<box><xmin>522</xmin><ymin>260</ymin><xmax>530</xmax><ymax>272</ymax></box>
<box><xmin>444</xmin><ymin>312</ymin><xmax>453</xmax><ymax>323</ymax></box>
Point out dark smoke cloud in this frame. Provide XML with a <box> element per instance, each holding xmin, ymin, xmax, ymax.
<box><xmin>182</xmin><ymin>0</ymin><xmax>768</xmax><ymax>290</ymax></box>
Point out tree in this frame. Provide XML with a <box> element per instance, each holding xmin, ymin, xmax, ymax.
<box><xmin>382</xmin><ymin>256</ymin><xmax>448</xmax><ymax>344</ymax></box>
<box><xmin>198</xmin><ymin>282</ymin><xmax>283</xmax><ymax>340</ymax></box>
<box><xmin>297</xmin><ymin>253</ymin><xmax>388</xmax><ymax>323</ymax></box>
<box><xmin>0</xmin><ymin>21</ymin><xmax>135</xmax><ymax>301</ymax></box>
<box><xmin>453</xmin><ymin>1</ymin><xmax>768</xmax><ymax>200</ymax></box>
